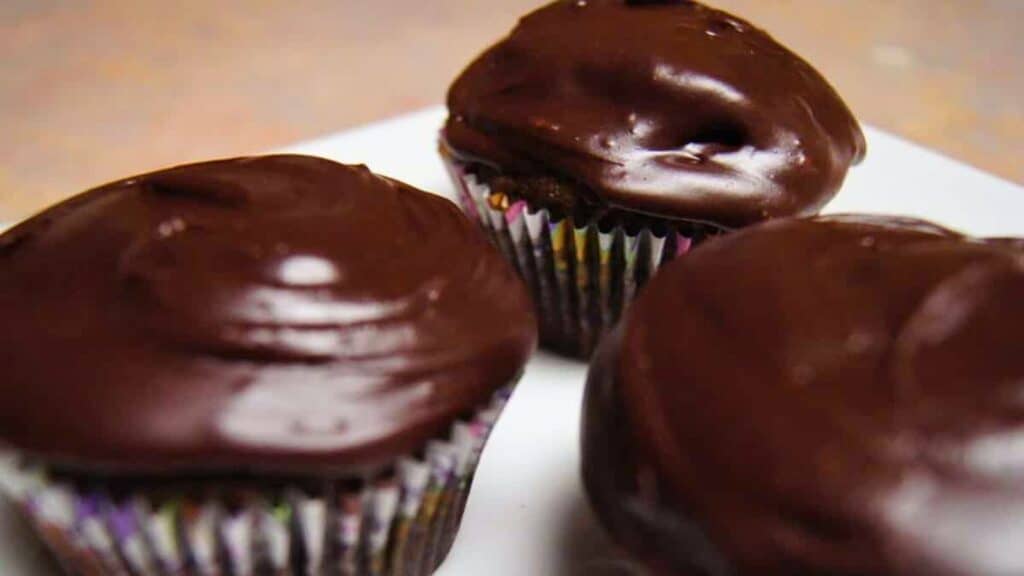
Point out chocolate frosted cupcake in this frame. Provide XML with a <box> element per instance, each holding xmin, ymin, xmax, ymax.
<box><xmin>582</xmin><ymin>215</ymin><xmax>1024</xmax><ymax>575</ymax></box>
<box><xmin>442</xmin><ymin>0</ymin><xmax>866</xmax><ymax>357</ymax></box>
<box><xmin>0</xmin><ymin>155</ymin><xmax>536</xmax><ymax>575</ymax></box>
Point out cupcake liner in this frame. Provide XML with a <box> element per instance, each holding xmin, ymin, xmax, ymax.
<box><xmin>0</xmin><ymin>388</ymin><xmax>512</xmax><ymax>576</ymax></box>
<box><xmin>443</xmin><ymin>156</ymin><xmax>719</xmax><ymax>357</ymax></box>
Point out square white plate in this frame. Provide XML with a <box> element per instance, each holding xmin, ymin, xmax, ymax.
<box><xmin>3</xmin><ymin>106</ymin><xmax>1023</xmax><ymax>575</ymax></box>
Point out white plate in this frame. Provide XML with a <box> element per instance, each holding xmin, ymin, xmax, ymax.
<box><xmin>2</xmin><ymin>106</ymin><xmax>1023</xmax><ymax>575</ymax></box>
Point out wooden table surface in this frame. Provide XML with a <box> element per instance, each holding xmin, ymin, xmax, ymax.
<box><xmin>2</xmin><ymin>0</ymin><xmax>1021</xmax><ymax>220</ymax></box>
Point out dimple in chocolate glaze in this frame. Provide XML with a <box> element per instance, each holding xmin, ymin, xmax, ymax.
<box><xmin>0</xmin><ymin>155</ymin><xmax>536</xmax><ymax>476</ymax></box>
<box><xmin>444</xmin><ymin>0</ymin><xmax>866</xmax><ymax>227</ymax></box>
<box><xmin>583</xmin><ymin>215</ymin><xmax>1024</xmax><ymax>575</ymax></box>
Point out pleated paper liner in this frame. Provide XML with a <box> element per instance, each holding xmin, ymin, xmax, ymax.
<box><xmin>443</xmin><ymin>157</ymin><xmax>725</xmax><ymax>358</ymax></box>
<box><xmin>0</xmin><ymin>387</ymin><xmax>513</xmax><ymax>576</ymax></box>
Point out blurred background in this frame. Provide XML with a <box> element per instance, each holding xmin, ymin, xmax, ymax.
<box><xmin>2</xmin><ymin>0</ymin><xmax>1021</xmax><ymax>220</ymax></box>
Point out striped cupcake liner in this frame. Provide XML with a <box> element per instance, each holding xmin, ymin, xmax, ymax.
<box><xmin>0</xmin><ymin>387</ymin><xmax>513</xmax><ymax>576</ymax></box>
<box><xmin>443</xmin><ymin>157</ymin><xmax>724</xmax><ymax>358</ymax></box>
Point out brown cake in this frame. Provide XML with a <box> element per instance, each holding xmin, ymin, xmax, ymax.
<box><xmin>0</xmin><ymin>155</ymin><xmax>537</xmax><ymax>575</ymax></box>
<box><xmin>583</xmin><ymin>214</ymin><xmax>1024</xmax><ymax>575</ymax></box>
<box><xmin>441</xmin><ymin>0</ymin><xmax>865</xmax><ymax>357</ymax></box>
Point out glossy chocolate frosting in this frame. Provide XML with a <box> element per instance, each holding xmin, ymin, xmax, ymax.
<box><xmin>0</xmin><ymin>155</ymin><xmax>536</xmax><ymax>476</ymax></box>
<box><xmin>583</xmin><ymin>215</ymin><xmax>1024</xmax><ymax>575</ymax></box>
<box><xmin>444</xmin><ymin>0</ymin><xmax>866</xmax><ymax>228</ymax></box>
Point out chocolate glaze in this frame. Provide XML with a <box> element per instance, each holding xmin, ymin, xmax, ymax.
<box><xmin>0</xmin><ymin>155</ymin><xmax>536</xmax><ymax>476</ymax></box>
<box><xmin>443</xmin><ymin>0</ymin><xmax>866</xmax><ymax>228</ymax></box>
<box><xmin>583</xmin><ymin>215</ymin><xmax>1024</xmax><ymax>575</ymax></box>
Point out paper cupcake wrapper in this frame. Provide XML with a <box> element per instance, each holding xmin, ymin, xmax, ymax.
<box><xmin>0</xmin><ymin>388</ymin><xmax>513</xmax><ymax>576</ymax></box>
<box><xmin>443</xmin><ymin>157</ymin><xmax>723</xmax><ymax>358</ymax></box>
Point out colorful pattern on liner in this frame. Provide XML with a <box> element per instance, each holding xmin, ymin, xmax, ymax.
<box><xmin>0</xmin><ymin>388</ymin><xmax>512</xmax><ymax>576</ymax></box>
<box><xmin>444</xmin><ymin>159</ymin><xmax>723</xmax><ymax>357</ymax></box>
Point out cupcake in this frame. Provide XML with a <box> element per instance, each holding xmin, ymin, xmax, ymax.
<box><xmin>441</xmin><ymin>0</ymin><xmax>866</xmax><ymax>357</ymax></box>
<box><xmin>0</xmin><ymin>155</ymin><xmax>536</xmax><ymax>575</ymax></box>
<box><xmin>582</xmin><ymin>214</ymin><xmax>1024</xmax><ymax>575</ymax></box>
